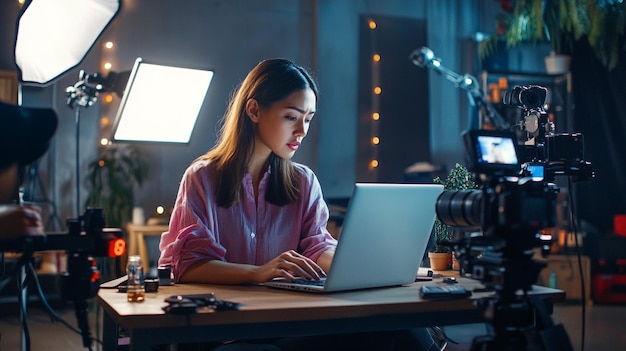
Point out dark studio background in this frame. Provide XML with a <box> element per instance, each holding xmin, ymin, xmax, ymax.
<box><xmin>571</xmin><ymin>39</ymin><xmax>626</xmax><ymax>234</ymax></box>
<box><xmin>0</xmin><ymin>0</ymin><xmax>624</xmax><ymax>237</ymax></box>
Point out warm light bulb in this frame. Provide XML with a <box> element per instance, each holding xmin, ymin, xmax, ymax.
<box><xmin>156</xmin><ymin>206</ymin><xmax>165</xmax><ymax>215</ymax></box>
<box><xmin>103</xmin><ymin>62</ymin><xmax>112</xmax><ymax>70</ymax></box>
<box><xmin>100</xmin><ymin>117</ymin><xmax>110</xmax><ymax>127</ymax></box>
<box><xmin>104</xmin><ymin>94</ymin><xmax>113</xmax><ymax>103</ymax></box>
<box><xmin>372</xmin><ymin>113</ymin><xmax>380</xmax><ymax>121</ymax></box>
<box><xmin>373</xmin><ymin>54</ymin><xmax>381</xmax><ymax>62</ymax></box>
<box><xmin>368</xmin><ymin>20</ymin><xmax>377</xmax><ymax>29</ymax></box>
<box><xmin>105</xmin><ymin>41</ymin><xmax>114</xmax><ymax>49</ymax></box>
<box><xmin>374</xmin><ymin>87</ymin><xmax>382</xmax><ymax>95</ymax></box>
<box><xmin>372</xmin><ymin>136</ymin><xmax>380</xmax><ymax>145</ymax></box>
<box><xmin>370</xmin><ymin>160</ymin><xmax>379</xmax><ymax>169</ymax></box>
<box><xmin>100</xmin><ymin>138</ymin><xmax>109</xmax><ymax>146</ymax></box>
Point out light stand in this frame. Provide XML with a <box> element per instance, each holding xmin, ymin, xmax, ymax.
<box><xmin>409</xmin><ymin>47</ymin><xmax>509</xmax><ymax>131</ymax></box>
<box><xmin>66</xmin><ymin>71</ymin><xmax>103</xmax><ymax>217</ymax></box>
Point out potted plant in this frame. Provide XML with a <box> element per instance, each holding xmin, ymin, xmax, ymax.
<box><xmin>479</xmin><ymin>0</ymin><xmax>625</xmax><ymax>72</ymax></box>
<box><xmin>85</xmin><ymin>144</ymin><xmax>149</xmax><ymax>228</ymax></box>
<box><xmin>429</xmin><ymin>163</ymin><xmax>477</xmax><ymax>270</ymax></box>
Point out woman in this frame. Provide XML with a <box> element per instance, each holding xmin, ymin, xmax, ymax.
<box><xmin>158</xmin><ymin>59</ymin><xmax>444</xmax><ymax>351</ymax></box>
<box><xmin>159</xmin><ymin>58</ymin><xmax>335</xmax><ymax>285</ymax></box>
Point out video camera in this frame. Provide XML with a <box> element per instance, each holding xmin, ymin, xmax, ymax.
<box><xmin>505</xmin><ymin>85</ymin><xmax>593</xmax><ymax>182</ymax></box>
<box><xmin>434</xmin><ymin>128</ymin><xmax>577</xmax><ymax>350</ymax></box>
<box><xmin>0</xmin><ymin>208</ymin><xmax>125</xmax><ymax>349</ymax></box>
<box><xmin>432</xmin><ymin>85</ymin><xmax>592</xmax><ymax>350</ymax></box>
<box><xmin>436</xmin><ymin>129</ymin><xmax>558</xmax><ymax>293</ymax></box>
<box><xmin>438</xmin><ymin>129</ymin><xmax>558</xmax><ymax>235</ymax></box>
<box><xmin>435</xmin><ymin>84</ymin><xmax>594</xmax><ymax>291</ymax></box>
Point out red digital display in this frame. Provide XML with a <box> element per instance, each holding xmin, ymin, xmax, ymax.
<box><xmin>108</xmin><ymin>238</ymin><xmax>126</xmax><ymax>257</ymax></box>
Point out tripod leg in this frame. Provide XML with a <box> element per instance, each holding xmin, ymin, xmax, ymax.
<box><xmin>531</xmin><ymin>296</ymin><xmax>574</xmax><ymax>351</ymax></box>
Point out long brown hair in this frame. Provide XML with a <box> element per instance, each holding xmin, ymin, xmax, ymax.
<box><xmin>199</xmin><ymin>58</ymin><xmax>318</xmax><ymax>207</ymax></box>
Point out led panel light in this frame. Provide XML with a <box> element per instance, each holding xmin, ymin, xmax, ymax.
<box><xmin>111</xmin><ymin>58</ymin><xmax>214</xmax><ymax>143</ymax></box>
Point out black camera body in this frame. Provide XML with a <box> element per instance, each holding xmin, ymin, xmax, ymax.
<box><xmin>503</xmin><ymin>85</ymin><xmax>594</xmax><ymax>182</ymax></box>
<box><xmin>437</xmin><ymin>178</ymin><xmax>557</xmax><ymax>246</ymax></box>
<box><xmin>437</xmin><ymin>130</ymin><xmax>557</xmax><ymax>247</ymax></box>
<box><xmin>436</xmin><ymin>129</ymin><xmax>558</xmax><ymax>295</ymax></box>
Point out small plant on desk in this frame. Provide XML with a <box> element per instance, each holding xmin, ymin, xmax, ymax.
<box><xmin>430</xmin><ymin>163</ymin><xmax>477</xmax><ymax>270</ymax></box>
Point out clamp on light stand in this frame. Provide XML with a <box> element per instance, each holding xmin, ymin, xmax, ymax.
<box><xmin>65</xmin><ymin>71</ymin><xmax>105</xmax><ymax>109</ymax></box>
<box><xmin>409</xmin><ymin>47</ymin><xmax>509</xmax><ymax>131</ymax></box>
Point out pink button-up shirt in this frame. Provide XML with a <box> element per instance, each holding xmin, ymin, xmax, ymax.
<box><xmin>158</xmin><ymin>159</ymin><xmax>337</xmax><ymax>281</ymax></box>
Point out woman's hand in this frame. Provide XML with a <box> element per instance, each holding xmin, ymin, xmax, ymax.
<box><xmin>254</xmin><ymin>250</ymin><xmax>326</xmax><ymax>283</ymax></box>
<box><xmin>0</xmin><ymin>204</ymin><xmax>44</xmax><ymax>239</ymax></box>
<box><xmin>178</xmin><ymin>250</ymin><xmax>330</xmax><ymax>285</ymax></box>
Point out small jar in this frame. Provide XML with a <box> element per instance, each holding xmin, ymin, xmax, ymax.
<box><xmin>126</xmin><ymin>255</ymin><xmax>145</xmax><ymax>302</ymax></box>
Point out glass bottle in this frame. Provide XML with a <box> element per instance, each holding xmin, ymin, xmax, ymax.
<box><xmin>127</xmin><ymin>255</ymin><xmax>145</xmax><ymax>302</ymax></box>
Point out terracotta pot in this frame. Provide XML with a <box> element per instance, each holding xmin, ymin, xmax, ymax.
<box><xmin>428</xmin><ymin>251</ymin><xmax>450</xmax><ymax>271</ymax></box>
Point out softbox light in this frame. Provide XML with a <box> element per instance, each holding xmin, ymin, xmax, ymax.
<box><xmin>15</xmin><ymin>0</ymin><xmax>120</xmax><ymax>85</ymax></box>
<box><xmin>110</xmin><ymin>58</ymin><xmax>214</xmax><ymax>144</ymax></box>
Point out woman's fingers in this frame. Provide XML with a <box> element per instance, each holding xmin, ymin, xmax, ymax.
<box><xmin>278</xmin><ymin>250</ymin><xmax>323</xmax><ymax>280</ymax></box>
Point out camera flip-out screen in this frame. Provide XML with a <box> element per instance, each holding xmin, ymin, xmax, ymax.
<box><xmin>464</xmin><ymin>130</ymin><xmax>520</xmax><ymax>175</ymax></box>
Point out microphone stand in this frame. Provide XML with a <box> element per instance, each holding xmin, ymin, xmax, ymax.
<box><xmin>409</xmin><ymin>47</ymin><xmax>509</xmax><ymax>131</ymax></box>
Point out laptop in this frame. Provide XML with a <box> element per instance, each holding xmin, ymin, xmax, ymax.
<box><xmin>264</xmin><ymin>183</ymin><xmax>443</xmax><ymax>293</ymax></box>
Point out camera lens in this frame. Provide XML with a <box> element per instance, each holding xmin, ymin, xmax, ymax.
<box><xmin>435</xmin><ymin>190</ymin><xmax>482</xmax><ymax>227</ymax></box>
<box><xmin>503</xmin><ymin>85</ymin><xmax>547</xmax><ymax>110</ymax></box>
<box><xmin>519</xmin><ymin>86</ymin><xmax>546</xmax><ymax>110</ymax></box>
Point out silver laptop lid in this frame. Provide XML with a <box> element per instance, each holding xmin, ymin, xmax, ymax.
<box><xmin>323</xmin><ymin>183</ymin><xmax>443</xmax><ymax>292</ymax></box>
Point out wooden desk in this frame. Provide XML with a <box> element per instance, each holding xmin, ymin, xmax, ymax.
<box><xmin>97</xmin><ymin>277</ymin><xmax>565</xmax><ymax>351</ymax></box>
<box><xmin>125</xmin><ymin>223</ymin><xmax>169</xmax><ymax>269</ymax></box>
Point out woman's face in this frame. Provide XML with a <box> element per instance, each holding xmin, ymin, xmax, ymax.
<box><xmin>248</xmin><ymin>88</ymin><xmax>316</xmax><ymax>160</ymax></box>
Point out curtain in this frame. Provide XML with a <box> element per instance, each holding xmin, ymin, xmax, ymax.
<box><xmin>571</xmin><ymin>39</ymin><xmax>626</xmax><ymax>233</ymax></box>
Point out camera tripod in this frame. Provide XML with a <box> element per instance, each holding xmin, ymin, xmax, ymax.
<box><xmin>466</xmin><ymin>249</ymin><xmax>574</xmax><ymax>351</ymax></box>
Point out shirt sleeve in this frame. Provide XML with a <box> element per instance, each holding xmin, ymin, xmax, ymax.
<box><xmin>296</xmin><ymin>165</ymin><xmax>338</xmax><ymax>262</ymax></box>
<box><xmin>158</xmin><ymin>162</ymin><xmax>227</xmax><ymax>280</ymax></box>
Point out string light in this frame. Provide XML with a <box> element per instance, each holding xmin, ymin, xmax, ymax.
<box><xmin>105</xmin><ymin>41</ymin><xmax>114</xmax><ymax>49</ymax></box>
<box><xmin>369</xmin><ymin>160</ymin><xmax>379</xmax><ymax>169</ymax></box>
<box><xmin>100</xmin><ymin>117</ymin><xmax>110</xmax><ymax>127</ymax></box>
<box><xmin>368</xmin><ymin>20</ymin><xmax>377</xmax><ymax>29</ymax></box>
<box><xmin>372</xmin><ymin>136</ymin><xmax>380</xmax><ymax>145</ymax></box>
<box><xmin>374</xmin><ymin>86</ymin><xmax>382</xmax><ymax>95</ymax></box>
<box><xmin>103</xmin><ymin>62</ymin><xmax>112</xmax><ymax>70</ymax></box>
<box><xmin>372</xmin><ymin>112</ymin><xmax>380</xmax><ymax>121</ymax></box>
<box><xmin>373</xmin><ymin>54</ymin><xmax>381</xmax><ymax>62</ymax></box>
